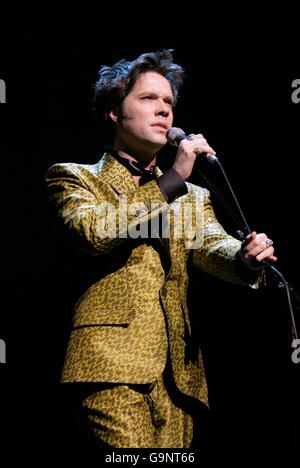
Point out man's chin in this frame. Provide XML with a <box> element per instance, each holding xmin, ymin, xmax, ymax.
<box><xmin>149</xmin><ymin>136</ymin><xmax>167</xmax><ymax>148</ymax></box>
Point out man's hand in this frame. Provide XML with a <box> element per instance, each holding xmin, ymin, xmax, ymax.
<box><xmin>172</xmin><ymin>133</ymin><xmax>216</xmax><ymax>180</ymax></box>
<box><xmin>240</xmin><ymin>231</ymin><xmax>277</xmax><ymax>269</ymax></box>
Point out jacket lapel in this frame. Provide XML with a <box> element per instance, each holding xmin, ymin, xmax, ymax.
<box><xmin>97</xmin><ymin>152</ymin><xmax>175</xmax><ymax>260</ymax></box>
<box><xmin>97</xmin><ymin>152</ymin><xmax>137</xmax><ymax>196</ymax></box>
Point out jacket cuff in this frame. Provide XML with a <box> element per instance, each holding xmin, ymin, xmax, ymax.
<box><xmin>156</xmin><ymin>168</ymin><xmax>188</xmax><ymax>203</ymax></box>
<box><xmin>234</xmin><ymin>248</ymin><xmax>265</xmax><ymax>283</ymax></box>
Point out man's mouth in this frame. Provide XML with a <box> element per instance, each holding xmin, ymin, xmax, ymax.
<box><xmin>151</xmin><ymin>123</ymin><xmax>168</xmax><ymax>131</ymax></box>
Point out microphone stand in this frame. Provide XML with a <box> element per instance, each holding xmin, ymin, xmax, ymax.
<box><xmin>195</xmin><ymin>156</ymin><xmax>299</xmax><ymax>342</ymax></box>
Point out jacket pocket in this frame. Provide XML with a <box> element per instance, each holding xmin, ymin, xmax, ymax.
<box><xmin>73</xmin><ymin>266</ymin><xmax>132</xmax><ymax>326</ymax></box>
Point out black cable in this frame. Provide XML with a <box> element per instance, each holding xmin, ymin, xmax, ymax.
<box><xmin>196</xmin><ymin>166</ymin><xmax>249</xmax><ymax>233</ymax></box>
<box><xmin>196</xmin><ymin>157</ymin><xmax>298</xmax><ymax>341</ymax></box>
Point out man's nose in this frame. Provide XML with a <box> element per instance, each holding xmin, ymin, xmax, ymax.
<box><xmin>155</xmin><ymin>99</ymin><xmax>170</xmax><ymax>117</ymax></box>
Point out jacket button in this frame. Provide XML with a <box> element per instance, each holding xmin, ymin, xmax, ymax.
<box><xmin>161</xmin><ymin>287</ymin><xmax>167</xmax><ymax>297</ymax></box>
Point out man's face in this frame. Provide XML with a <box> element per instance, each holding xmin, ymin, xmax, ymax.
<box><xmin>111</xmin><ymin>71</ymin><xmax>174</xmax><ymax>154</ymax></box>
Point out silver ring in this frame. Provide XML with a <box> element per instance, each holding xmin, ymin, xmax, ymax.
<box><xmin>265</xmin><ymin>238</ymin><xmax>273</xmax><ymax>247</ymax></box>
<box><xmin>187</xmin><ymin>133</ymin><xmax>196</xmax><ymax>141</ymax></box>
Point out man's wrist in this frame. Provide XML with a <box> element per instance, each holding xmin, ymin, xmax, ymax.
<box><xmin>235</xmin><ymin>248</ymin><xmax>265</xmax><ymax>282</ymax></box>
<box><xmin>156</xmin><ymin>168</ymin><xmax>187</xmax><ymax>203</ymax></box>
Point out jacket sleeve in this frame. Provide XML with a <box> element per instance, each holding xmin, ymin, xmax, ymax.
<box><xmin>192</xmin><ymin>189</ymin><xmax>262</xmax><ymax>286</ymax></box>
<box><xmin>45</xmin><ymin>163</ymin><xmax>169</xmax><ymax>256</ymax></box>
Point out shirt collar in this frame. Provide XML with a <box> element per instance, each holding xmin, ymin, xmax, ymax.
<box><xmin>105</xmin><ymin>146</ymin><xmax>157</xmax><ymax>179</ymax></box>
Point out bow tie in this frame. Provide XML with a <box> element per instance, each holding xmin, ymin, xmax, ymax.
<box><xmin>108</xmin><ymin>148</ymin><xmax>156</xmax><ymax>183</ymax></box>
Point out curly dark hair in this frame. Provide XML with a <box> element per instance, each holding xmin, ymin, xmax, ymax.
<box><xmin>92</xmin><ymin>49</ymin><xmax>184</xmax><ymax>142</ymax></box>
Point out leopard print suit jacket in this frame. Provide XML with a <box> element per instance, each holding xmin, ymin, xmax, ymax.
<box><xmin>45</xmin><ymin>152</ymin><xmax>247</xmax><ymax>405</ymax></box>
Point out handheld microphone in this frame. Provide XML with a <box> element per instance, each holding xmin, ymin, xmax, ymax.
<box><xmin>166</xmin><ymin>127</ymin><xmax>219</xmax><ymax>164</ymax></box>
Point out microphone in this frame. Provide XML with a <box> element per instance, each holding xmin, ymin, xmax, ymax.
<box><xmin>166</xmin><ymin>127</ymin><xmax>219</xmax><ymax>164</ymax></box>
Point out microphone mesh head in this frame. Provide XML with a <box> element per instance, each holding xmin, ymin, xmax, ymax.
<box><xmin>166</xmin><ymin>127</ymin><xmax>186</xmax><ymax>146</ymax></box>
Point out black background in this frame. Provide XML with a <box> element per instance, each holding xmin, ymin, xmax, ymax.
<box><xmin>0</xmin><ymin>19</ymin><xmax>299</xmax><ymax>448</ymax></box>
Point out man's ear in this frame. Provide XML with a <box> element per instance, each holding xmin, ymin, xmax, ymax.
<box><xmin>107</xmin><ymin>109</ymin><xmax>118</xmax><ymax>123</ymax></box>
